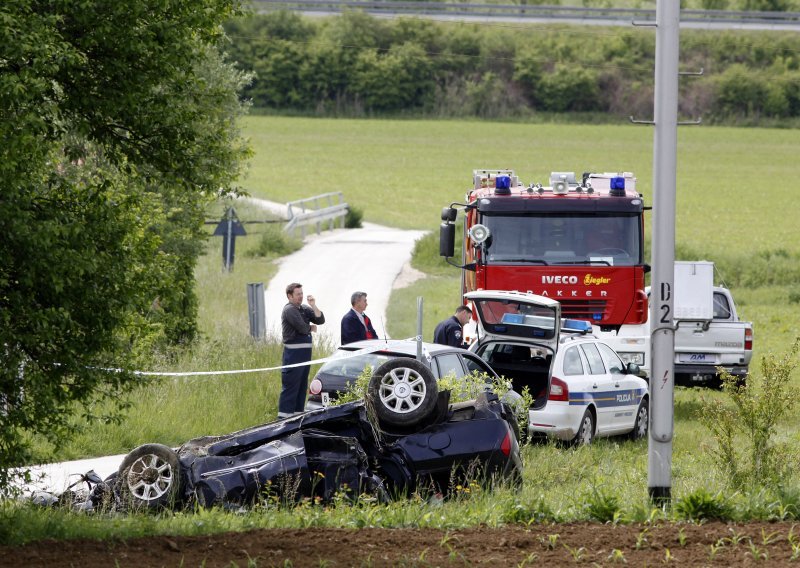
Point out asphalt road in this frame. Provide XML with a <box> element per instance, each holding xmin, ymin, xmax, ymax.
<box><xmin>249</xmin><ymin>198</ymin><xmax>427</xmax><ymax>346</ymax></box>
<box><xmin>264</xmin><ymin>223</ymin><xmax>427</xmax><ymax>344</ymax></box>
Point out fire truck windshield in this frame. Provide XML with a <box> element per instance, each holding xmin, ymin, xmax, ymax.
<box><xmin>481</xmin><ymin>214</ymin><xmax>642</xmax><ymax>266</ymax></box>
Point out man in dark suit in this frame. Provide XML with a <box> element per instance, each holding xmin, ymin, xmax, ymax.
<box><xmin>341</xmin><ymin>291</ymin><xmax>378</xmax><ymax>345</ymax></box>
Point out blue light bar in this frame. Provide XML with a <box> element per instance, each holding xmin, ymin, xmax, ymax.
<box><xmin>610</xmin><ymin>176</ymin><xmax>625</xmax><ymax>190</ymax></box>
<box><xmin>562</xmin><ymin>318</ymin><xmax>593</xmax><ymax>333</ymax></box>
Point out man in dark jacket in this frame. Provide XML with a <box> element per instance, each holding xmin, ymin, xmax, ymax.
<box><xmin>341</xmin><ymin>291</ymin><xmax>378</xmax><ymax>345</ymax></box>
<box><xmin>279</xmin><ymin>282</ymin><xmax>325</xmax><ymax>418</ymax></box>
<box><xmin>433</xmin><ymin>305</ymin><xmax>472</xmax><ymax>349</ymax></box>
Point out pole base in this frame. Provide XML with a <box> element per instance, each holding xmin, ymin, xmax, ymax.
<box><xmin>649</xmin><ymin>486</ymin><xmax>671</xmax><ymax>507</ymax></box>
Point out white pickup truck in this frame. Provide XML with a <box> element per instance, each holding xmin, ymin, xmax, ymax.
<box><xmin>650</xmin><ymin>261</ymin><xmax>753</xmax><ymax>387</ymax></box>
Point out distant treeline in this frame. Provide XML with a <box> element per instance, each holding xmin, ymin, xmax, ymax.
<box><xmin>225</xmin><ymin>11</ymin><xmax>800</xmax><ymax>123</ymax></box>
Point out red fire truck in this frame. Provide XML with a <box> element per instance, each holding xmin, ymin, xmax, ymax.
<box><xmin>440</xmin><ymin>169</ymin><xmax>651</xmax><ymax>375</ymax></box>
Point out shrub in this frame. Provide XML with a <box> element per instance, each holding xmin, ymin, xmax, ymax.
<box><xmin>699</xmin><ymin>338</ymin><xmax>800</xmax><ymax>488</ymax></box>
<box><xmin>537</xmin><ymin>64</ymin><xmax>601</xmax><ymax>113</ymax></box>
<box><xmin>675</xmin><ymin>487</ymin><xmax>733</xmax><ymax>521</ymax></box>
<box><xmin>246</xmin><ymin>224</ymin><xmax>302</xmax><ymax>258</ymax></box>
<box><xmin>345</xmin><ymin>205</ymin><xmax>363</xmax><ymax>229</ymax></box>
<box><xmin>351</xmin><ymin>43</ymin><xmax>434</xmax><ymax>112</ymax></box>
<box><xmin>584</xmin><ymin>485</ymin><xmax>622</xmax><ymax>523</ymax></box>
<box><xmin>713</xmin><ymin>64</ymin><xmax>769</xmax><ymax>118</ymax></box>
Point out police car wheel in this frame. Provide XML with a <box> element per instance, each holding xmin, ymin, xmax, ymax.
<box><xmin>368</xmin><ymin>358</ymin><xmax>438</xmax><ymax>428</ymax></box>
<box><xmin>629</xmin><ymin>397</ymin><xmax>649</xmax><ymax>440</ymax></box>
<box><xmin>117</xmin><ymin>443</ymin><xmax>181</xmax><ymax>510</ymax></box>
<box><xmin>572</xmin><ymin>409</ymin><xmax>595</xmax><ymax>446</ymax></box>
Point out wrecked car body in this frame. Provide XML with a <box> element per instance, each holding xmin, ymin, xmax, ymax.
<box><xmin>46</xmin><ymin>359</ymin><xmax>522</xmax><ymax>511</ymax></box>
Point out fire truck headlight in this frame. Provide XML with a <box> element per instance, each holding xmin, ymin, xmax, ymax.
<box><xmin>618</xmin><ymin>352</ymin><xmax>645</xmax><ymax>366</ymax></box>
<box><xmin>469</xmin><ymin>224</ymin><xmax>491</xmax><ymax>244</ymax></box>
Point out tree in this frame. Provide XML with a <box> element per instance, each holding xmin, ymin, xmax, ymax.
<box><xmin>0</xmin><ymin>0</ymin><xmax>251</xmax><ymax>483</ymax></box>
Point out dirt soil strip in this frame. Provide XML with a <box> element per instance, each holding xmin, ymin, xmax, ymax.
<box><xmin>4</xmin><ymin>522</ymin><xmax>800</xmax><ymax>567</ymax></box>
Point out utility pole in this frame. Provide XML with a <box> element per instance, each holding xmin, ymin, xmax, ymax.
<box><xmin>648</xmin><ymin>0</ymin><xmax>680</xmax><ymax>505</ymax></box>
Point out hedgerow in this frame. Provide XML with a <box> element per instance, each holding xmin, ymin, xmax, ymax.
<box><xmin>225</xmin><ymin>11</ymin><xmax>800</xmax><ymax>123</ymax></box>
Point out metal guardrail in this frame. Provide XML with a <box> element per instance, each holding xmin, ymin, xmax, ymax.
<box><xmin>285</xmin><ymin>192</ymin><xmax>349</xmax><ymax>237</ymax></box>
<box><xmin>249</xmin><ymin>0</ymin><xmax>800</xmax><ymax>27</ymax></box>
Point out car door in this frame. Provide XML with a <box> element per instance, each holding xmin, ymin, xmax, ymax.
<box><xmin>578</xmin><ymin>342</ymin><xmax>616</xmax><ymax>435</ymax></box>
<box><xmin>596</xmin><ymin>342</ymin><xmax>642</xmax><ymax>432</ymax></box>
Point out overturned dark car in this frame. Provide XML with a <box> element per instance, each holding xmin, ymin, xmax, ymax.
<box><xmin>77</xmin><ymin>359</ymin><xmax>522</xmax><ymax>511</ymax></box>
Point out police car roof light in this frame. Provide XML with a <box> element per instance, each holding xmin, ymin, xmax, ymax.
<box><xmin>561</xmin><ymin>318</ymin><xmax>593</xmax><ymax>334</ymax></box>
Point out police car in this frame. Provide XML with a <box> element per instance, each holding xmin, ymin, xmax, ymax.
<box><xmin>466</xmin><ymin>291</ymin><xmax>649</xmax><ymax>444</ymax></box>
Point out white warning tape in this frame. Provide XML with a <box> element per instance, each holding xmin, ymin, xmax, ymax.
<box><xmin>125</xmin><ymin>338</ymin><xmax>430</xmax><ymax>378</ymax></box>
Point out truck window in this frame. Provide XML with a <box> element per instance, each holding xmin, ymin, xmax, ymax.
<box><xmin>482</xmin><ymin>213</ymin><xmax>641</xmax><ymax>266</ymax></box>
<box><xmin>713</xmin><ymin>292</ymin><xmax>732</xmax><ymax>320</ymax></box>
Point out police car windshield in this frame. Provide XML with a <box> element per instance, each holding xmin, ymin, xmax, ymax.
<box><xmin>482</xmin><ymin>214</ymin><xmax>641</xmax><ymax>266</ymax></box>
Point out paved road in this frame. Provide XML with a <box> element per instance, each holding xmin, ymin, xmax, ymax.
<box><xmin>15</xmin><ymin>199</ymin><xmax>426</xmax><ymax>496</ymax></box>
<box><xmin>264</xmin><ymin>224</ymin><xmax>426</xmax><ymax>345</ymax></box>
<box><xmin>249</xmin><ymin>197</ymin><xmax>427</xmax><ymax>346</ymax></box>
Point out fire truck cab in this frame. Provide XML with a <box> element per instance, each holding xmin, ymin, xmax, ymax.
<box><xmin>440</xmin><ymin>169</ymin><xmax>650</xmax><ymax>375</ymax></box>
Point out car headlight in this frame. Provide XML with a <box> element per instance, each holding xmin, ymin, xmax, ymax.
<box><xmin>618</xmin><ymin>352</ymin><xmax>645</xmax><ymax>366</ymax></box>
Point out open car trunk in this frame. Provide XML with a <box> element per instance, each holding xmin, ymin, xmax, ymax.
<box><xmin>465</xmin><ymin>291</ymin><xmax>561</xmax><ymax>411</ymax></box>
<box><xmin>478</xmin><ymin>342</ymin><xmax>553</xmax><ymax>410</ymax></box>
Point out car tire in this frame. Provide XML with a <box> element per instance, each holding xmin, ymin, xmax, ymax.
<box><xmin>629</xmin><ymin>397</ymin><xmax>648</xmax><ymax>440</ymax></box>
<box><xmin>368</xmin><ymin>358</ymin><xmax>438</xmax><ymax>428</ymax></box>
<box><xmin>117</xmin><ymin>443</ymin><xmax>181</xmax><ymax>510</ymax></box>
<box><xmin>572</xmin><ymin>409</ymin><xmax>595</xmax><ymax>446</ymax></box>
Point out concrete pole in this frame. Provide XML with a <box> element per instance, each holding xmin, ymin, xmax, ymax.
<box><xmin>648</xmin><ymin>0</ymin><xmax>680</xmax><ymax>505</ymax></box>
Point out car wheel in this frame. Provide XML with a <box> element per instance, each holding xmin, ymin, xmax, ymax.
<box><xmin>368</xmin><ymin>358</ymin><xmax>438</xmax><ymax>428</ymax></box>
<box><xmin>629</xmin><ymin>397</ymin><xmax>648</xmax><ymax>440</ymax></box>
<box><xmin>572</xmin><ymin>409</ymin><xmax>595</xmax><ymax>446</ymax></box>
<box><xmin>117</xmin><ymin>443</ymin><xmax>181</xmax><ymax>510</ymax></box>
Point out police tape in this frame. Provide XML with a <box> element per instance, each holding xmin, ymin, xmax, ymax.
<box><xmin>126</xmin><ymin>338</ymin><xmax>430</xmax><ymax>378</ymax></box>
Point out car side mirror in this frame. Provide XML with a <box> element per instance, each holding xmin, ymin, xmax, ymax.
<box><xmin>440</xmin><ymin>221</ymin><xmax>455</xmax><ymax>258</ymax></box>
<box><xmin>626</xmin><ymin>362</ymin><xmax>641</xmax><ymax>376</ymax></box>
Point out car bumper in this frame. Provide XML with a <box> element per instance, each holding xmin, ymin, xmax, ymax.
<box><xmin>674</xmin><ymin>364</ymin><xmax>748</xmax><ymax>385</ymax></box>
<box><xmin>528</xmin><ymin>401</ymin><xmax>583</xmax><ymax>441</ymax></box>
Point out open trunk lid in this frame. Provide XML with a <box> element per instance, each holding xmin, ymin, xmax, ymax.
<box><xmin>464</xmin><ymin>290</ymin><xmax>562</xmax><ymax>352</ymax></box>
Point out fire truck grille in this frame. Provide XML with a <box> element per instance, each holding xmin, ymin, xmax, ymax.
<box><xmin>559</xmin><ymin>300</ymin><xmax>608</xmax><ymax>321</ymax></box>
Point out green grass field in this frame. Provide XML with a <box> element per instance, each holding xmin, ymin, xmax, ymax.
<box><xmin>241</xmin><ymin>116</ymin><xmax>800</xmax><ymax>252</ymax></box>
<box><xmin>10</xmin><ymin>116</ymin><xmax>800</xmax><ymax>545</ymax></box>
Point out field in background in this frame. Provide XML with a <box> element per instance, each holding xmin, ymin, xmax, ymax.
<box><xmin>241</xmin><ymin>116</ymin><xmax>799</xmax><ymax>247</ymax></box>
